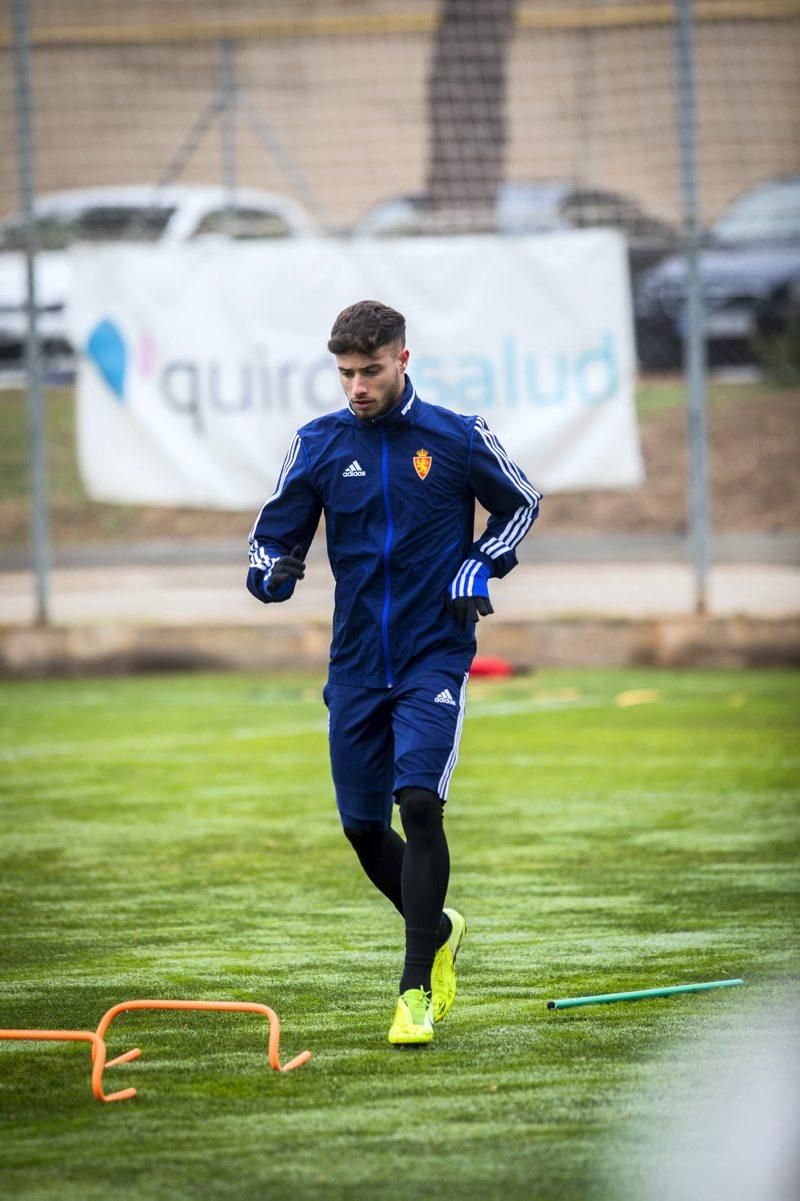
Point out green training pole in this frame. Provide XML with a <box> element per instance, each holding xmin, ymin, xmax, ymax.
<box><xmin>547</xmin><ymin>979</ymin><xmax>743</xmax><ymax>1010</ymax></box>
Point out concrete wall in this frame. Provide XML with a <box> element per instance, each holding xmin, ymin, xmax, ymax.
<box><xmin>2</xmin><ymin>616</ymin><xmax>798</xmax><ymax>677</ymax></box>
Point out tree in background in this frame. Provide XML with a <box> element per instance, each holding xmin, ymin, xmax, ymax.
<box><xmin>427</xmin><ymin>0</ymin><xmax>517</xmax><ymax>229</ymax></box>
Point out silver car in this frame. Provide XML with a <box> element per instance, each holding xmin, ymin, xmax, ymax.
<box><xmin>0</xmin><ymin>184</ymin><xmax>319</xmax><ymax>362</ymax></box>
<box><xmin>350</xmin><ymin>179</ymin><xmax>677</xmax><ymax>288</ymax></box>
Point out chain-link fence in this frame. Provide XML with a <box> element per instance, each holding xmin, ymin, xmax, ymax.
<box><xmin>1</xmin><ymin>1</ymin><xmax>799</xmax><ymax>630</ymax></box>
<box><xmin>2</xmin><ymin>1</ymin><xmax>799</xmax><ymax>369</ymax></box>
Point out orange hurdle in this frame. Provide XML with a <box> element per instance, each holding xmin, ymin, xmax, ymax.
<box><xmin>0</xmin><ymin>1029</ymin><xmax>136</xmax><ymax>1103</ymax></box>
<box><xmin>96</xmin><ymin>999</ymin><xmax>312</xmax><ymax>1079</ymax></box>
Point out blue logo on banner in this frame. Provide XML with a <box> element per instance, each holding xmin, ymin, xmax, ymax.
<box><xmin>86</xmin><ymin>319</ymin><xmax>127</xmax><ymax>400</ymax></box>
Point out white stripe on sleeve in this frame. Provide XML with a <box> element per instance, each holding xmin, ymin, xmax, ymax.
<box><xmin>474</xmin><ymin>420</ymin><xmax>541</xmax><ymax>559</ymax></box>
<box><xmin>248</xmin><ymin>434</ymin><xmax>302</xmax><ymax>568</ymax></box>
<box><xmin>475</xmin><ymin>418</ymin><xmax>540</xmax><ymax>508</ymax></box>
<box><xmin>479</xmin><ymin>503</ymin><xmax>538</xmax><ymax>560</ymax></box>
<box><xmin>450</xmin><ymin>558</ymin><xmax>488</xmax><ymax>598</ymax></box>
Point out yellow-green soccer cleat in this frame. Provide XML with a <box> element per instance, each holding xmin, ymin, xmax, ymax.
<box><xmin>431</xmin><ymin>907</ymin><xmax>467</xmax><ymax>1022</ymax></box>
<box><xmin>387</xmin><ymin>987</ymin><xmax>435</xmax><ymax>1046</ymax></box>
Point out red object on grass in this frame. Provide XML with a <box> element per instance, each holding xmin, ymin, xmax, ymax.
<box><xmin>470</xmin><ymin>656</ymin><xmax>516</xmax><ymax>678</ymax></box>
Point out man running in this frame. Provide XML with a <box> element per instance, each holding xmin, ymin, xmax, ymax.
<box><xmin>247</xmin><ymin>300</ymin><xmax>540</xmax><ymax>1045</ymax></box>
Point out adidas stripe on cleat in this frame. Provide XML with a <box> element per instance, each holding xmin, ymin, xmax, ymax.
<box><xmin>431</xmin><ymin>907</ymin><xmax>467</xmax><ymax>1022</ymax></box>
<box><xmin>387</xmin><ymin>987</ymin><xmax>434</xmax><ymax>1045</ymax></box>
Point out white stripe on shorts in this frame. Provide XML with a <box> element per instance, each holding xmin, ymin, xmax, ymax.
<box><xmin>437</xmin><ymin>671</ymin><xmax>469</xmax><ymax>800</ymax></box>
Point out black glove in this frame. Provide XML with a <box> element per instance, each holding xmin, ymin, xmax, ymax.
<box><xmin>264</xmin><ymin>545</ymin><xmax>306</xmax><ymax>600</ymax></box>
<box><xmin>446</xmin><ymin>593</ymin><xmax>494</xmax><ymax>631</ymax></box>
<box><xmin>446</xmin><ymin>558</ymin><xmax>494</xmax><ymax>630</ymax></box>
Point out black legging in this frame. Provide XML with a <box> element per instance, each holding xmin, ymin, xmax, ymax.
<box><xmin>344</xmin><ymin>785</ymin><xmax>450</xmax><ymax>992</ymax></box>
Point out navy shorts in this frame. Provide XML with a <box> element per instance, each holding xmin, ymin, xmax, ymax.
<box><xmin>323</xmin><ymin>667</ymin><xmax>469</xmax><ymax>831</ymax></box>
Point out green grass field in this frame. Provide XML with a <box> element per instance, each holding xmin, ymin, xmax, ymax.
<box><xmin>1</xmin><ymin>668</ymin><xmax>798</xmax><ymax>1200</ymax></box>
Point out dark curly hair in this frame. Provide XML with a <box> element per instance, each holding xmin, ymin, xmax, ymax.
<box><xmin>328</xmin><ymin>300</ymin><xmax>406</xmax><ymax>355</ymax></box>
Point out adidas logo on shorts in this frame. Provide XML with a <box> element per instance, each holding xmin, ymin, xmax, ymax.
<box><xmin>434</xmin><ymin>688</ymin><xmax>456</xmax><ymax>706</ymax></box>
<box><xmin>343</xmin><ymin>460</ymin><xmax>366</xmax><ymax>477</ymax></box>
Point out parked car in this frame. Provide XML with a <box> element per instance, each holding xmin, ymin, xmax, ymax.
<box><xmin>350</xmin><ymin>179</ymin><xmax>679</xmax><ymax>286</ymax></box>
<box><xmin>0</xmin><ymin>185</ymin><xmax>319</xmax><ymax>361</ymax></box>
<box><xmin>634</xmin><ymin>175</ymin><xmax>800</xmax><ymax>369</ymax></box>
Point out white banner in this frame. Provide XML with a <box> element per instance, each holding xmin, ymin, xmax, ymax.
<box><xmin>68</xmin><ymin>233</ymin><xmax>643</xmax><ymax>508</ymax></box>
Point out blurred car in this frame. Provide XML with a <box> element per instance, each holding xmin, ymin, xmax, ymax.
<box><xmin>634</xmin><ymin>175</ymin><xmax>800</xmax><ymax>369</ymax></box>
<box><xmin>0</xmin><ymin>184</ymin><xmax>319</xmax><ymax>361</ymax></box>
<box><xmin>350</xmin><ymin>179</ymin><xmax>678</xmax><ymax>286</ymax></box>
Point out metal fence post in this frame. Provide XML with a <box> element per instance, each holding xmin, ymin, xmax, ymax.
<box><xmin>675</xmin><ymin>0</ymin><xmax>711</xmax><ymax>615</ymax></box>
<box><xmin>11</xmin><ymin>0</ymin><xmax>52</xmax><ymax>626</ymax></box>
<box><xmin>218</xmin><ymin>39</ymin><xmax>238</xmax><ymax>233</ymax></box>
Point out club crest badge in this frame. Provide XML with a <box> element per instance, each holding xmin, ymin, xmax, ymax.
<box><xmin>413</xmin><ymin>449</ymin><xmax>432</xmax><ymax>480</ymax></box>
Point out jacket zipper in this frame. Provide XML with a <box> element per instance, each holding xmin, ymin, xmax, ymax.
<box><xmin>379</xmin><ymin>428</ymin><xmax>394</xmax><ymax>688</ymax></box>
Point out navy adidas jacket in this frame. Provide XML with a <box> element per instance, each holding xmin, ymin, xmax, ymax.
<box><xmin>247</xmin><ymin>377</ymin><xmax>540</xmax><ymax>689</ymax></box>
